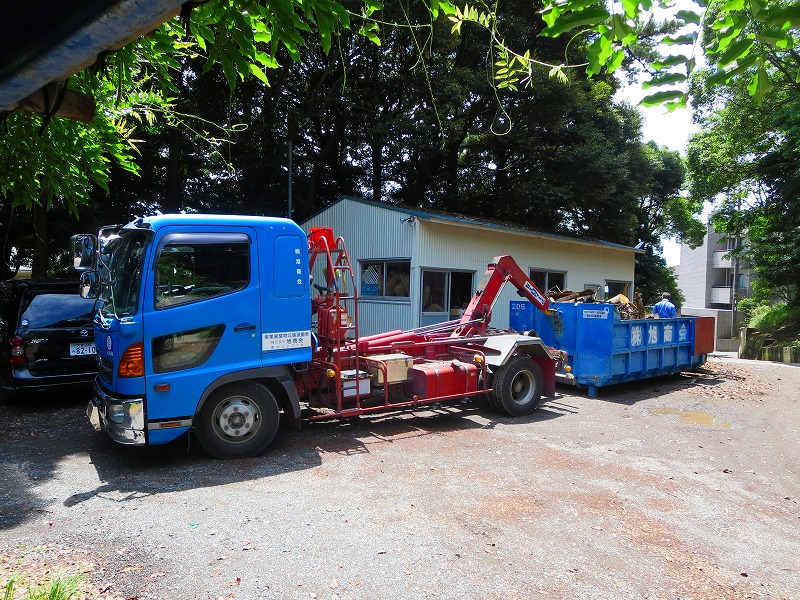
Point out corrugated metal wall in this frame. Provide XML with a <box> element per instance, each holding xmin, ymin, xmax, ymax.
<box><xmin>303</xmin><ymin>199</ymin><xmax>635</xmax><ymax>335</ymax></box>
<box><xmin>304</xmin><ymin>199</ymin><xmax>416</xmax><ymax>335</ymax></box>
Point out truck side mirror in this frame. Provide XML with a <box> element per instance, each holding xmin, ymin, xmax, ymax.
<box><xmin>79</xmin><ymin>271</ymin><xmax>100</xmax><ymax>299</ymax></box>
<box><xmin>70</xmin><ymin>234</ymin><xmax>97</xmax><ymax>271</ymax></box>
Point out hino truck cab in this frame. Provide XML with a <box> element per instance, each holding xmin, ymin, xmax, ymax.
<box><xmin>72</xmin><ymin>214</ymin><xmax>312</xmax><ymax>458</ymax></box>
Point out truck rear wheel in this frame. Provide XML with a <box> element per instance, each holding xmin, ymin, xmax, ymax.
<box><xmin>491</xmin><ymin>355</ymin><xmax>543</xmax><ymax>417</ymax></box>
<box><xmin>195</xmin><ymin>381</ymin><xmax>280</xmax><ymax>459</ymax></box>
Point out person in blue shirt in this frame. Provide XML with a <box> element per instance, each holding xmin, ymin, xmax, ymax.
<box><xmin>652</xmin><ymin>292</ymin><xmax>677</xmax><ymax>318</ymax></box>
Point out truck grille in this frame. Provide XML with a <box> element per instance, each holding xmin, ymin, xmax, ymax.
<box><xmin>97</xmin><ymin>356</ymin><xmax>113</xmax><ymax>384</ymax></box>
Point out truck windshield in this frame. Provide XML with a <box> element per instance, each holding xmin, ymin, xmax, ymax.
<box><xmin>99</xmin><ymin>229</ymin><xmax>150</xmax><ymax>318</ymax></box>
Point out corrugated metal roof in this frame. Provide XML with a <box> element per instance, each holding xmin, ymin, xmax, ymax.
<box><xmin>306</xmin><ymin>196</ymin><xmax>644</xmax><ymax>254</ymax></box>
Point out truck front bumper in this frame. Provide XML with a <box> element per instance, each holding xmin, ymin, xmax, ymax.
<box><xmin>88</xmin><ymin>378</ymin><xmax>146</xmax><ymax>445</ymax></box>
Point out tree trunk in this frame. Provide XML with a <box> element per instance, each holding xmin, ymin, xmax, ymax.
<box><xmin>371</xmin><ymin>138</ymin><xmax>384</xmax><ymax>201</ymax></box>
<box><xmin>302</xmin><ymin>116</ymin><xmax>345</xmax><ymax>217</ymax></box>
<box><xmin>163</xmin><ymin>126</ymin><xmax>182</xmax><ymax>213</ymax></box>
<box><xmin>31</xmin><ymin>202</ymin><xmax>49</xmax><ymax>279</ymax></box>
<box><xmin>0</xmin><ymin>204</ymin><xmax>16</xmax><ymax>280</ymax></box>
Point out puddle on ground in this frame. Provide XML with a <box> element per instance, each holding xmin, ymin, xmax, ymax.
<box><xmin>650</xmin><ymin>408</ymin><xmax>732</xmax><ymax>428</ymax></box>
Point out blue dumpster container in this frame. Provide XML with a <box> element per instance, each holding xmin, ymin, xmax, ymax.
<box><xmin>510</xmin><ymin>301</ymin><xmax>711</xmax><ymax>397</ymax></box>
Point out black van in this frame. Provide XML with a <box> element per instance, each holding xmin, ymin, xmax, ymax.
<box><xmin>0</xmin><ymin>280</ymin><xmax>98</xmax><ymax>401</ymax></box>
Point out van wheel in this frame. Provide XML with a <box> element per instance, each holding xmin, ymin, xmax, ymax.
<box><xmin>491</xmin><ymin>355</ymin><xmax>543</xmax><ymax>417</ymax></box>
<box><xmin>195</xmin><ymin>382</ymin><xmax>279</xmax><ymax>459</ymax></box>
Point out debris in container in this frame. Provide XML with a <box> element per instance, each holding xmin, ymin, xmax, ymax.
<box><xmin>548</xmin><ymin>289</ymin><xmax>597</xmax><ymax>303</ymax></box>
<box><xmin>542</xmin><ymin>288</ymin><xmax>643</xmax><ymax>320</ymax></box>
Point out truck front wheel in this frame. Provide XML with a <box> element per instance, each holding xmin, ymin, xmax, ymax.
<box><xmin>491</xmin><ymin>355</ymin><xmax>543</xmax><ymax>417</ymax></box>
<box><xmin>195</xmin><ymin>381</ymin><xmax>280</xmax><ymax>459</ymax></box>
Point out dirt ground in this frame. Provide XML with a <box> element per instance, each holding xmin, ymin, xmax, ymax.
<box><xmin>1</xmin><ymin>355</ymin><xmax>799</xmax><ymax>600</ymax></box>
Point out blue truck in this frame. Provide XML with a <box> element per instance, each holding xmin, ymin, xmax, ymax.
<box><xmin>72</xmin><ymin>215</ymin><xmax>563</xmax><ymax>458</ymax></box>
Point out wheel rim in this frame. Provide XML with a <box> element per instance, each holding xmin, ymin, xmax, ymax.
<box><xmin>212</xmin><ymin>397</ymin><xmax>261</xmax><ymax>443</ymax></box>
<box><xmin>510</xmin><ymin>370</ymin><xmax>535</xmax><ymax>406</ymax></box>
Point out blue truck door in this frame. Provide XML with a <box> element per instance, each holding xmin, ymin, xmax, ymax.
<box><xmin>142</xmin><ymin>229</ymin><xmax>261</xmax><ymax>422</ymax></box>
<box><xmin>260</xmin><ymin>232</ymin><xmax>313</xmax><ymax>368</ymax></box>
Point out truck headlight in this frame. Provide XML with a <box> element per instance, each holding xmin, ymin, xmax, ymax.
<box><xmin>108</xmin><ymin>404</ymin><xmax>127</xmax><ymax>424</ymax></box>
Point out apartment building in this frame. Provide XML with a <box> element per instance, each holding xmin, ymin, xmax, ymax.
<box><xmin>677</xmin><ymin>223</ymin><xmax>754</xmax><ymax>351</ymax></box>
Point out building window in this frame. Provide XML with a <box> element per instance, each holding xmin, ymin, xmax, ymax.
<box><xmin>360</xmin><ymin>260</ymin><xmax>411</xmax><ymax>299</ymax></box>
<box><xmin>529</xmin><ymin>269</ymin><xmax>566</xmax><ymax>293</ymax></box>
<box><xmin>737</xmin><ymin>274</ymin><xmax>747</xmax><ymax>289</ymax></box>
<box><xmin>421</xmin><ymin>270</ymin><xmax>474</xmax><ymax>318</ymax></box>
<box><xmin>584</xmin><ymin>284</ymin><xmax>602</xmax><ymax>300</ymax></box>
<box><xmin>605</xmin><ymin>281</ymin><xmax>631</xmax><ymax>299</ymax></box>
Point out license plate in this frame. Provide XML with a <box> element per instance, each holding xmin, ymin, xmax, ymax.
<box><xmin>70</xmin><ymin>342</ymin><xmax>96</xmax><ymax>356</ymax></box>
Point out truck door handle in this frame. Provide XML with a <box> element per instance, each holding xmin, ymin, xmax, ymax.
<box><xmin>234</xmin><ymin>323</ymin><xmax>257</xmax><ymax>332</ymax></box>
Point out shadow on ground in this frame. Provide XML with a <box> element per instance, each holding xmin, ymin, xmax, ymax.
<box><xmin>0</xmin><ymin>392</ymin><xmax>570</xmax><ymax>530</ymax></box>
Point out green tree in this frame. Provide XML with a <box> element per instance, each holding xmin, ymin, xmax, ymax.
<box><xmin>0</xmin><ymin>74</ymin><xmax>143</xmax><ymax>276</ymax></box>
<box><xmin>0</xmin><ymin>0</ymin><xmax>721</xmax><ymax>276</ymax></box>
<box><xmin>688</xmin><ymin>30</ymin><xmax>800</xmax><ymax>307</ymax></box>
<box><xmin>456</xmin><ymin>0</ymin><xmax>800</xmax><ymax>108</ymax></box>
<box><xmin>635</xmin><ymin>247</ymin><xmax>684</xmax><ymax>307</ymax></box>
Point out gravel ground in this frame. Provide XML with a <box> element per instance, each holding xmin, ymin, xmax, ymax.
<box><xmin>1</xmin><ymin>355</ymin><xmax>799</xmax><ymax>600</ymax></box>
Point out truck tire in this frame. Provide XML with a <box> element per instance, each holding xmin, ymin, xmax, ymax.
<box><xmin>491</xmin><ymin>355</ymin><xmax>543</xmax><ymax>417</ymax></box>
<box><xmin>195</xmin><ymin>381</ymin><xmax>280</xmax><ymax>459</ymax></box>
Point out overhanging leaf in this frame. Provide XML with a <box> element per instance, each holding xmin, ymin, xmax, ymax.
<box><xmin>757</xmin><ymin>5</ymin><xmax>800</xmax><ymax>29</ymax></box>
<box><xmin>662</xmin><ymin>32</ymin><xmax>698</xmax><ymax>45</ymax></box>
<box><xmin>248</xmin><ymin>63</ymin><xmax>270</xmax><ymax>85</ymax></box>
<box><xmin>706</xmin><ymin>54</ymin><xmax>758</xmax><ymax>86</ymax></box>
<box><xmin>607</xmin><ymin>48</ymin><xmax>625</xmax><ymax>72</ymax></box>
<box><xmin>756</xmin><ymin>28</ymin><xmax>792</xmax><ymax>49</ymax></box>
<box><xmin>540</xmin><ymin>7</ymin><xmax>611</xmax><ymax>37</ymax></box>
<box><xmin>610</xmin><ymin>14</ymin><xmax>634</xmax><ymax>43</ymax></box>
<box><xmin>717</xmin><ymin>37</ymin><xmax>755</xmax><ymax>66</ymax></box>
<box><xmin>642</xmin><ymin>72</ymin><xmax>687</xmax><ymax>89</ymax></box>
<box><xmin>640</xmin><ymin>90</ymin><xmax>686</xmax><ymax>107</ymax></box>
<box><xmin>747</xmin><ymin>61</ymin><xmax>773</xmax><ymax>101</ymax></box>
<box><xmin>720</xmin><ymin>0</ymin><xmax>745</xmax><ymax>10</ymax></box>
<box><xmin>676</xmin><ymin>10</ymin><xmax>701</xmax><ymax>25</ymax></box>
<box><xmin>620</xmin><ymin>0</ymin><xmax>638</xmax><ymax>19</ymax></box>
<box><xmin>651</xmin><ymin>55</ymin><xmax>689</xmax><ymax>71</ymax></box>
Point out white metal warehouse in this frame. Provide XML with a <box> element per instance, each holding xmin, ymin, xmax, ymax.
<box><xmin>302</xmin><ymin>196</ymin><xmax>640</xmax><ymax>336</ymax></box>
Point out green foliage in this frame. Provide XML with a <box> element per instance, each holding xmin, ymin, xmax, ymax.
<box><xmin>736</xmin><ymin>296</ymin><xmax>759</xmax><ymax>324</ymax></box>
<box><xmin>691</xmin><ymin>60</ymin><xmax>800</xmax><ymax>308</ymax></box>
<box><xmin>459</xmin><ymin>0</ymin><xmax>800</xmax><ymax>108</ymax></box>
<box><xmin>626</xmin><ymin>141</ymin><xmax>704</xmax><ymax>249</ymax></box>
<box><xmin>634</xmin><ymin>248</ymin><xmax>683</xmax><ymax>308</ymax></box>
<box><xmin>70</xmin><ymin>0</ymin><xmax>701</xmax><ymax>253</ymax></box>
<box><xmin>747</xmin><ymin>301</ymin><xmax>800</xmax><ymax>344</ymax></box>
<box><xmin>0</xmin><ymin>112</ymin><xmax>136</xmax><ymax>213</ymax></box>
<box><xmin>3</xmin><ymin>574</ymin><xmax>84</xmax><ymax>600</ymax></box>
<box><xmin>175</xmin><ymin>0</ymin><xmax>387</xmax><ymax>91</ymax></box>
<box><xmin>0</xmin><ymin>0</ymin><xmax>705</xmax><ymax>275</ymax></box>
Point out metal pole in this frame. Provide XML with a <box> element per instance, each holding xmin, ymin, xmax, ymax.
<box><xmin>731</xmin><ymin>241</ymin><xmax>739</xmax><ymax>338</ymax></box>
<box><xmin>287</xmin><ymin>139</ymin><xmax>293</xmax><ymax>220</ymax></box>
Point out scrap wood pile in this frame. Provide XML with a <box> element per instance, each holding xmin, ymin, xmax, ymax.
<box><xmin>545</xmin><ymin>289</ymin><xmax>647</xmax><ymax>320</ymax></box>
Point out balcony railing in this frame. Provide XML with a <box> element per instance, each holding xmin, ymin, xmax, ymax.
<box><xmin>712</xmin><ymin>250</ymin><xmax>733</xmax><ymax>268</ymax></box>
<box><xmin>711</xmin><ymin>286</ymin><xmax>733</xmax><ymax>304</ymax></box>
<box><xmin>711</xmin><ymin>285</ymin><xmax>752</xmax><ymax>304</ymax></box>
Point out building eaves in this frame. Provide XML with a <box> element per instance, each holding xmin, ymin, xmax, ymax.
<box><xmin>323</xmin><ymin>195</ymin><xmax>644</xmax><ymax>254</ymax></box>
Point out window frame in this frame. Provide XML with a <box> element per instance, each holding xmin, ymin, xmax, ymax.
<box><xmin>605</xmin><ymin>280</ymin><xmax>632</xmax><ymax>299</ymax></box>
<box><xmin>420</xmin><ymin>269</ymin><xmax>474</xmax><ymax>317</ymax></box>
<box><xmin>529</xmin><ymin>268</ymin><xmax>567</xmax><ymax>294</ymax></box>
<box><xmin>153</xmin><ymin>232</ymin><xmax>251</xmax><ymax>311</ymax></box>
<box><xmin>359</xmin><ymin>258</ymin><xmax>412</xmax><ymax>302</ymax></box>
